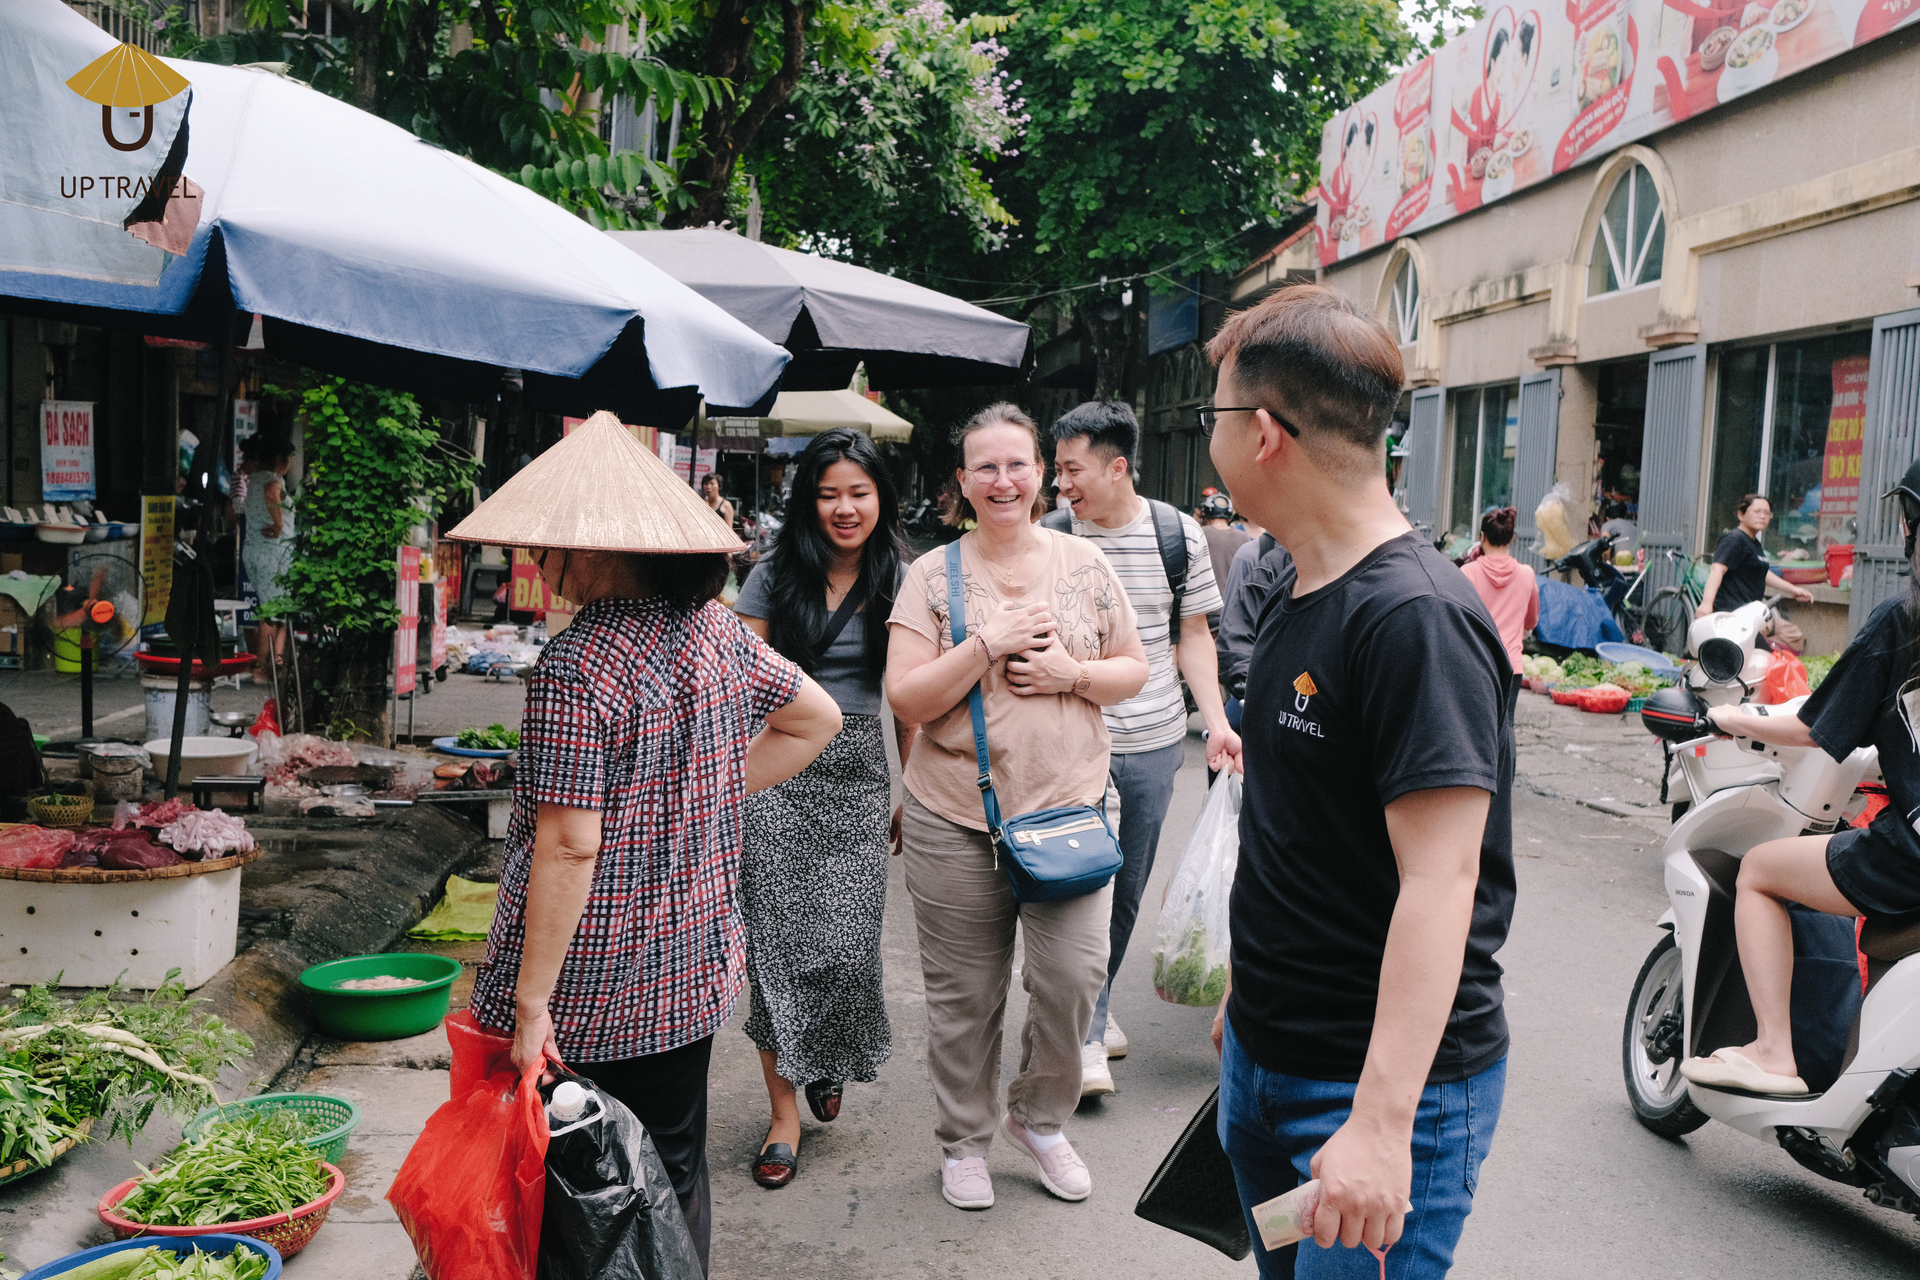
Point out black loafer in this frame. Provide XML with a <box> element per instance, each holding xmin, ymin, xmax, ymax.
<box><xmin>753</xmin><ymin>1141</ymin><xmax>797</xmax><ymax>1189</ymax></box>
<box><xmin>805</xmin><ymin>1080</ymin><xmax>843</xmax><ymax>1123</ymax></box>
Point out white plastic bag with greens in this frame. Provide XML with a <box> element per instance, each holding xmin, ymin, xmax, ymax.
<box><xmin>1151</xmin><ymin>771</ymin><xmax>1241</xmax><ymax>1007</ymax></box>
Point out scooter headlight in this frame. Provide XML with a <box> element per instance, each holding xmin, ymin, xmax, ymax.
<box><xmin>1697</xmin><ymin>636</ymin><xmax>1746</xmax><ymax>685</ymax></box>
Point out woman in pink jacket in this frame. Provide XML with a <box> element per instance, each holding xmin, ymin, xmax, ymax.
<box><xmin>1460</xmin><ymin>507</ymin><xmax>1539</xmax><ymax>673</ymax></box>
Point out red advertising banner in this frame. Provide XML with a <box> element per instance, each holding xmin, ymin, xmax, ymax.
<box><xmin>509</xmin><ymin>547</ymin><xmax>573</xmax><ymax>616</ymax></box>
<box><xmin>396</xmin><ymin>547</ymin><xmax>421</xmax><ymax>696</ymax></box>
<box><xmin>1317</xmin><ymin>0</ymin><xmax>1920</xmax><ymax>255</ymax></box>
<box><xmin>1817</xmin><ymin>355</ymin><xmax>1870</xmax><ymax>547</ymax></box>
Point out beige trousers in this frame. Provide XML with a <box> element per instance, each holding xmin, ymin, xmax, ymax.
<box><xmin>901</xmin><ymin>792</ymin><xmax>1114</xmax><ymax>1158</ymax></box>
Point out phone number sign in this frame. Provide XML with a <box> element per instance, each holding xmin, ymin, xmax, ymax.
<box><xmin>40</xmin><ymin>401</ymin><xmax>95</xmax><ymax>501</ymax></box>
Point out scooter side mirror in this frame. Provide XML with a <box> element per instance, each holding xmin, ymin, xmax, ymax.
<box><xmin>1697</xmin><ymin>636</ymin><xmax>1746</xmax><ymax>684</ymax></box>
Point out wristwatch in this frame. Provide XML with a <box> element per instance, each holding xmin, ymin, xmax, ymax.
<box><xmin>1072</xmin><ymin>665</ymin><xmax>1092</xmax><ymax>696</ymax></box>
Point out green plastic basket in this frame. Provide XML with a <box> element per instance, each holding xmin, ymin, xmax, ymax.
<box><xmin>1625</xmin><ymin>695</ymin><xmax>1650</xmax><ymax>714</ymax></box>
<box><xmin>299</xmin><ymin>953</ymin><xmax>463</xmax><ymax>1041</ymax></box>
<box><xmin>184</xmin><ymin>1093</ymin><xmax>361</xmax><ymax>1165</ymax></box>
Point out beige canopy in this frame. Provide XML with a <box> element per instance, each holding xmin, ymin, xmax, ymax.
<box><xmin>764</xmin><ymin>390</ymin><xmax>914</xmax><ymax>443</ymax></box>
<box><xmin>444</xmin><ymin>411</ymin><xmax>743</xmax><ymax>553</ymax></box>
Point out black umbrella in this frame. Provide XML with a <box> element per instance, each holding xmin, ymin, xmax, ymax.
<box><xmin>606</xmin><ymin>229</ymin><xmax>1032</xmax><ymax>391</ymax></box>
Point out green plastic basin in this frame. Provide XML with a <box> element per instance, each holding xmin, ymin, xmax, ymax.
<box><xmin>298</xmin><ymin>954</ymin><xmax>462</xmax><ymax>1041</ymax></box>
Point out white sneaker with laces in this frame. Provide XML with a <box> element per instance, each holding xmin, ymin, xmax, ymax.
<box><xmin>1104</xmin><ymin>1013</ymin><xmax>1128</xmax><ymax>1059</ymax></box>
<box><xmin>1080</xmin><ymin>1040</ymin><xmax>1115</xmax><ymax>1096</ymax></box>
<box><xmin>941</xmin><ymin>1156</ymin><xmax>994</xmax><ymax>1209</ymax></box>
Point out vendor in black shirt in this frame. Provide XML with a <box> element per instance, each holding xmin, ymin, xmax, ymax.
<box><xmin>1697</xmin><ymin>494</ymin><xmax>1816</xmax><ymax>616</ymax></box>
<box><xmin>1680</xmin><ymin>462</ymin><xmax>1920</xmax><ymax>1097</ymax></box>
<box><xmin>1203</xmin><ymin>284</ymin><xmax>1515</xmax><ymax>1278</ymax></box>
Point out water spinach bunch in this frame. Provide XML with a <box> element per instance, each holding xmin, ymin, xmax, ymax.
<box><xmin>1</xmin><ymin>971</ymin><xmax>253</xmax><ymax>1146</ymax></box>
<box><xmin>117</xmin><ymin>1112</ymin><xmax>329</xmax><ymax>1227</ymax></box>
<box><xmin>0</xmin><ymin>1060</ymin><xmax>82</xmax><ymax>1169</ymax></box>
<box><xmin>47</xmin><ymin>1244</ymin><xmax>271</xmax><ymax>1280</ymax></box>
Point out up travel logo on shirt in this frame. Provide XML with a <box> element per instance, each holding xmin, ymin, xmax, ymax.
<box><xmin>67</xmin><ymin>42</ymin><xmax>190</xmax><ymax>154</ymax></box>
<box><xmin>1280</xmin><ymin>672</ymin><xmax>1326</xmax><ymax>739</ymax></box>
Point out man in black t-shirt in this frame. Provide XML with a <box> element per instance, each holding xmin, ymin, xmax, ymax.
<box><xmin>1203</xmin><ymin>286</ymin><xmax>1515</xmax><ymax>1279</ymax></box>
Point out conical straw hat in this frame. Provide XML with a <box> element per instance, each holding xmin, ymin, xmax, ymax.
<box><xmin>446</xmin><ymin>411</ymin><xmax>744</xmax><ymax>553</ymax></box>
<box><xmin>67</xmin><ymin>43</ymin><xmax>192</xmax><ymax>108</ymax></box>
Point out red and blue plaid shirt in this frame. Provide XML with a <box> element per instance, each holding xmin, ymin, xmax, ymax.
<box><xmin>469</xmin><ymin>596</ymin><xmax>802</xmax><ymax>1062</ymax></box>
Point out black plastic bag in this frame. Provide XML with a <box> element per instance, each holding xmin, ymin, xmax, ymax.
<box><xmin>537</xmin><ymin>1072</ymin><xmax>704</xmax><ymax>1280</ymax></box>
<box><xmin>1789</xmin><ymin>903</ymin><xmax>1864</xmax><ymax>1094</ymax></box>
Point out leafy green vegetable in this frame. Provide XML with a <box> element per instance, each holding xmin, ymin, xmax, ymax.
<box><xmin>117</xmin><ymin>1112</ymin><xmax>329</xmax><ymax>1227</ymax></box>
<box><xmin>1804</xmin><ymin>653</ymin><xmax>1838</xmax><ymax>691</ymax></box>
<box><xmin>0</xmin><ymin>1062</ymin><xmax>81</xmax><ymax>1170</ymax></box>
<box><xmin>456</xmin><ymin>724</ymin><xmax>519</xmax><ymax>750</ymax></box>
<box><xmin>52</xmin><ymin>1245</ymin><xmax>271</xmax><ymax>1280</ymax></box>
<box><xmin>2</xmin><ymin>971</ymin><xmax>253</xmax><ymax>1146</ymax></box>
<box><xmin>1154</xmin><ymin>927</ymin><xmax>1230</xmax><ymax>1008</ymax></box>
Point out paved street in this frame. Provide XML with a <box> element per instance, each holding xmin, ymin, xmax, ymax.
<box><xmin>6</xmin><ymin>695</ymin><xmax>1918</xmax><ymax>1276</ymax></box>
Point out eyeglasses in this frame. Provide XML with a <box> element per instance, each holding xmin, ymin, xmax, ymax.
<box><xmin>964</xmin><ymin>460</ymin><xmax>1036</xmax><ymax>483</ymax></box>
<box><xmin>1194</xmin><ymin>404</ymin><xmax>1301</xmax><ymax>439</ymax></box>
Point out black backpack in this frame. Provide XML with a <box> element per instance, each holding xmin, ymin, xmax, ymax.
<box><xmin>1041</xmin><ymin>499</ymin><xmax>1191</xmax><ymax>642</ymax></box>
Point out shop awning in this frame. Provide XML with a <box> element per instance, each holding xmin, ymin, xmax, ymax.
<box><xmin>763</xmin><ymin>390</ymin><xmax>914</xmax><ymax>443</ymax></box>
<box><xmin>606</xmin><ymin>228</ymin><xmax>1032</xmax><ymax>391</ymax></box>
<box><xmin>0</xmin><ymin>0</ymin><xmax>788</xmax><ymax>420</ymax></box>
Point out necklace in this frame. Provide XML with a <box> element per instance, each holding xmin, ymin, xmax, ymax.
<box><xmin>978</xmin><ymin>532</ymin><xmax>1037</xmax><ymax>594</ymax></box>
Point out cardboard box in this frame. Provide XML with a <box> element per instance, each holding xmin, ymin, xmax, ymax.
<box><xmin>0</xmin><ymin>597</ymin><xmax>22</xmax><ymax>658</ymax></box>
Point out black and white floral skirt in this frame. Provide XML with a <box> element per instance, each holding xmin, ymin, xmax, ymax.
<box><xmin>740</xmin><ymin>713</ymin><xmax>893</xmax><ymax>1085</ymax></box>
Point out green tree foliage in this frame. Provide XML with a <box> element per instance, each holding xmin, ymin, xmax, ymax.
<box><xmin>749</xmin><ymin>1</ymin><xmax>1021</xmax><ymax>264</ymax></box>
<box><xmin>261</xmin><ymin>377</ymin><xmax>475</xmax><ymax>730</ymax></box>
<box><xmin>162</xmin><ymin>0</ymin><xmax>729</xmax><ymax>229</ymax></box>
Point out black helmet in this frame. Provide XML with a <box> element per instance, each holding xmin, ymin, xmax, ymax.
<box><xmin>1641</xmin><ymin>685</ymin><xmax>1709</xmax><ymax>743</ymax></box>
<box><xmin>1884</xmin><ymin>458</ymin><xmax>1920</xmax><ymax>556</ymax></box>
<box><xmin>1199</xmin><ymin>493</ymin><xmax>1233</xmax><ymax>520</ymax></box>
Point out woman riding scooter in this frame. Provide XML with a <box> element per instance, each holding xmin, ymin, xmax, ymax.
<box><xmin>1679</xmin><ymin>460</ymin><xmax>1920</xmax><ymax>1095</ymax></box>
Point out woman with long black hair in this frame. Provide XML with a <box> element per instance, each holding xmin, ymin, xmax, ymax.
<box><xmin>1680</xmin><ymin>459</ymin><xmax>1920</xmax><ymax>1095</ymax></box>
<box><xmin>733</xmin><ymin>427</ymin><xmax>916</xmax><ymax>1188</ymax></box>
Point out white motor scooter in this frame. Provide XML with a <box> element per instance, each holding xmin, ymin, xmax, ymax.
<box><xmin>1627</xmin><ymin>671</ymin><xmax>1920</xmax><ymax>1222</ymax></box>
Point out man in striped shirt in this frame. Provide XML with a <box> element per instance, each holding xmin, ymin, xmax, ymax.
<box><xmin>1049</xmin><ymin>401</ymin><xmax>1242</xmax><ymax>1096</ymax></box>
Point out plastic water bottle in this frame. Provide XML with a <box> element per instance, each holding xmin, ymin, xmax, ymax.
<box><xmin>547</xmin><ymin>1081</ymin><xmax>589</xmax><ymax>1130</ymax></box>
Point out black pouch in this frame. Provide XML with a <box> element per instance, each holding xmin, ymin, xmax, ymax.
<box><xmin>537</xmin><ymin>1071</ymin><xmax>704</xmax><ymax>1280</ymax></box>
<box><xmin>1133</xmin><ymin>1087</ymin><xmax>1252</xmax><ymax>1260</ymax></box>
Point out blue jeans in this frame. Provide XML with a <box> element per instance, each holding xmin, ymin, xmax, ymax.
<box><xmin>1218</xmin><ymin>1018</ymin><xmax>1505</xmax><ymax>1279</ymax></box>
<box><xmin>1087</xmin><ymin>740</ymin><xmax>1187</xmax><ymax>1041</ymax></box>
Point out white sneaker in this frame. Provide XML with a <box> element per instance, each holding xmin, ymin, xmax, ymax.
<box><xmin>941</xmin><ymin>1156</ymin><xmax>994</xmax><ymax>1209</ymax></box>
<box><xmin>1080</xmin><ymin>1040</ymin><xmax>1115</xmax><ymax>1096</ymax></box>
<box><xmin>1104</xmin><ymin>1013</ymin><xmax>1128</xmax><ymax>1059</ymax></box>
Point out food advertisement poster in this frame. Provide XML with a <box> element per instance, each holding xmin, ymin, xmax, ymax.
<box><xmin>40</xmin><ymin>401</ymin><xmax>95</xmax><ymax>501</ymax></box>
<box><xmin>1817</xmin><ymin>354</ymin><xmax>1870</xmax><ymax>546</ymax></box>
<box><xmin>1315</xmin><ymin>0</ymin><xmax>1918</xmax><ymax>263</ymax></box>
<box><xmin>140</xmin><ymin>495</ymin><xmax>175</xmax><ymax>625</ymax></box>
<box><xmin>396</xmin><ymin>546</ymin><xmax>421</xmax><ymax>697</ymax></box>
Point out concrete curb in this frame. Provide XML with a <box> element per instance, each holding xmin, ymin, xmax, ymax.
<box><xmin>0</xmin><ymin>804</ymin><xmax>492</xmax><ymax>1270</ymax></box>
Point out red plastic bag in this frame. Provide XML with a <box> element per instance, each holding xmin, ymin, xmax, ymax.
<box><xmin>1763</xmin><ymin>651</ymin><xmax>1811</xmax><ymax>703</ymax></box>
<box><xmin>388</xmin><ymin>1012</ymin><xmax>551</xmax><ymax>1280</ymax></box>
<box><xmin>249</xmin><ymin>697</ymin><xmax>281</xmax><ymax>738</ymax></box>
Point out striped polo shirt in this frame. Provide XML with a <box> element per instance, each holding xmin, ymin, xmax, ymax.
<box><xmin>1067</xmin><ymin>499</ymin><xmax>1222</xmax><ymax>753</ymax></box>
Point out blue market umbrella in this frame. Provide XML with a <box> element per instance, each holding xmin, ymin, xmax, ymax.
<box><xmin>609</xmin><ymin>228</ymin><xmax>1031</xmax><ymax>391</ymax></box>
<box><xmin>0</xmin><ymin>0</ymin><xmax>788</xmax><ymax>419</ymax></box>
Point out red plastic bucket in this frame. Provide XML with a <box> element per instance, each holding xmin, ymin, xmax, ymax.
<box><xmin>1825</xmin><ymin>543</ymin><xmax>1854</xmax><ymax>587</ymax></box>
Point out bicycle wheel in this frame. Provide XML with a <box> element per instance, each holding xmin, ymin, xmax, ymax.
<box><xmin>1640</xmin><ymin>588</ymin><xmax>1693</xmax><ymax>657</ymax></box>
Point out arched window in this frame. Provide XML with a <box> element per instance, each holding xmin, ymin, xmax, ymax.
<box><xmin>1390</xmin><ymin>254</ymin><xmax>1420</xmax><ymax>344</ymax></box>
<box><xmin>1588</xmin><ymin>163</ymin><xmax>1665</xmax><ymax>296</ymax></box>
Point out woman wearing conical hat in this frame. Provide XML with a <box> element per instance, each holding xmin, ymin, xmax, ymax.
<box><xmin>455</xmin><ymin>413</ymin><xmax>843</xmax><ymax>1270</ymax></box>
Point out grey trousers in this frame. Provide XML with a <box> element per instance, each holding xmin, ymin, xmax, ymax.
<box><xmin>901</xmin><ymin>793</ymin><xmax>1113</xmax><ymax>1158</ymax></box>
<box><xmin>1088</xmin><ymin>740</ymin><xmax>1187</xmax><ymax>1042</ymax></box>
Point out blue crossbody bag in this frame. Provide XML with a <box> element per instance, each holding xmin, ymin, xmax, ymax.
<box><xmin>945</xmin><ymin>540</ymin><xmax>1122</xmax><ymax>903</ymax></box>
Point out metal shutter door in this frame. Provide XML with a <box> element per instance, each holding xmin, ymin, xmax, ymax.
<box><xmin>1850</xmin><ymin>307</ymin><xmax>1920</xmax><ymax>636</ymax></box>
<box><xmin>1637</xmin><ymin>345</ymin><xmax>1707</xmax><ymax>597</ymax></box>
<box><xmin>1513</xmin><ymin>369</ymin><xmax>1562</xmax><ymax>570</ymax></box>
<box><xmin>1402</xmin><ymin>386</ymin><xmax>1446</xmax><ymax>539</ymax></box>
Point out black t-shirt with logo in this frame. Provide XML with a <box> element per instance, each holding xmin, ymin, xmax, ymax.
<box><xmin>1710</xmin><ymin>529</ymin><xmax>1770</xmax><ymax>611</ymax></box>
<box><xmin>1227</xmin><ymin>532</ymin><xmax>1516</xmax><ymax>1084</ymax></box>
